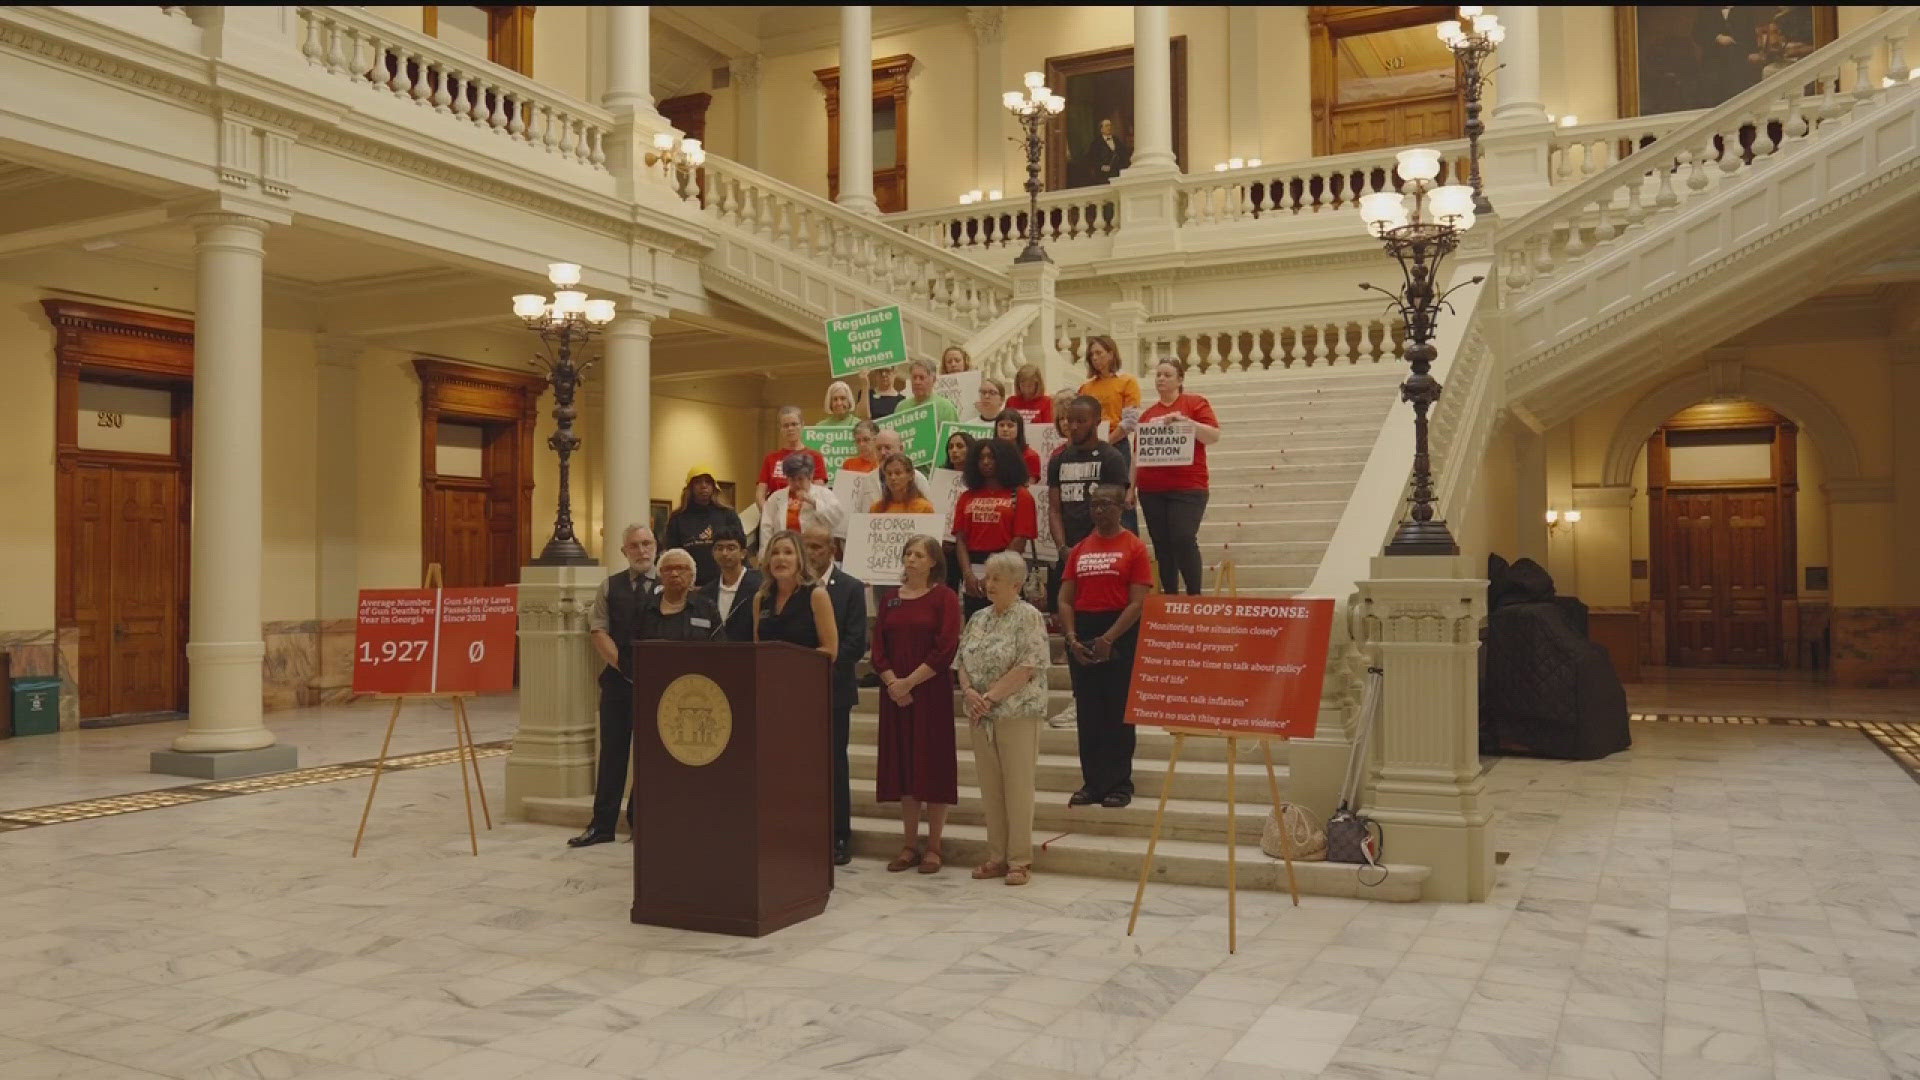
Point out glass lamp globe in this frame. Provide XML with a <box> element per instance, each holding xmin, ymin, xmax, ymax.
<box><xmin>1002</xmin><ymin>90</ymin><xmax>1024</xmax><ymax>111</ymax></box>
<box><xmin>1471</xmin><ymin>13</ymin><xmax>1499</xmax><ymax>35</ymax></box>
<box><xmin>1428</xmin><ymin>184</ymin><xmax>1477</xmax><ymax>223</ymax></box>
<box><xmin>583</xmin><ymin>299</ymin><xmax>617</xmax><ymax>325</ymax></box>
<box><xmin>1024</xmin><ymin>70</ymin><xmax>1044</xmax><ymax>89</ymax></box>
<box><xmin>1045</xmin><ymin>94</ymin><xmax>1065</xmax><ymax>114</ymax></box>
<box><xmin>551</xmin><ymin>290</ymin><xmax>587</xmax><ymax>316</ymax></box>
<box><xmin>1396</xmin><ymin>148</ymin><xmax>1443</xmax><ymax>183</ymax></box>
<box><xmin>546</xmin><ymin>262</ymin><xmax>582</xmax><ymax>288</ymax></box>
<box><xmin>512</xmin><ymin>294</ymin><xmax>548</xmax><ymax>320</ymax></box>
<box><xmin>1358</xmin><ymin>191</ymin><xmax>1409</xmax><ymax>235</ymax></box>
<box><xmin>1437</xmin><ymin>19</ymin><xmax>1463</xmax><ymax>45</ymax></box>
<box><xmin>651</xmin><ymin>131</ymin><xmax>674</xmax><ymax>152</ymax></box>
<box><xmin>1458</xmin><ymin>5</ymin><xmax>1483</xmax><ymax>17</ymax></box>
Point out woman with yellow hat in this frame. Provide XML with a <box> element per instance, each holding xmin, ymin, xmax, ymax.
<box><xmin>662</xmin><ymin>463</ymin><xmax>744</xmax><ymax>587</ymax></box>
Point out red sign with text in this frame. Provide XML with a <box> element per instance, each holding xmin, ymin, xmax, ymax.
<box><xmin>352</xmin><ymin>588</ymin><xmax>518</xmax><ymax>695</ymax></box>
<box><xmin>1125</xmin><ymin>595</ymin><xmax>1335</xmax><ymax>738</ymax></box>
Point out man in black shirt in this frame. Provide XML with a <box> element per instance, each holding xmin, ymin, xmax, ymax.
<box><xmin>571</xmin><ymin>524</ymin><xmax>660</xmax><ymax>848</ymax></box>
<box><xmin>660</xmin><ymin>465</ymin><xmax>744</xmax><ymax>586</ymax></box>
<box><xmin>1048</xmin><ymin>395</ymin><xmax>1129</xmax><ymax>552</ymax></box>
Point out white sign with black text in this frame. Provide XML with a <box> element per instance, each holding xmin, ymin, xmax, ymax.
<box><xmin>843</xmin><ymin>513</ymin><xmax>944</xmax><ymax>586</ymax></box>
<box><xmin>1133</xmin><ymin>421</ymin><xmax>1197</xmax><ymax>467</ymax></box>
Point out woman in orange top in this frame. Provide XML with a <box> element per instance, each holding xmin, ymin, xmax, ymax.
<box><xmin>839</xmin><ymin>420</ymin><xmax>882</xmax><ymax>475</ymax></box>
<box><xmin>1078</xmin><ymin>334</ymin><xmax>1141</xmax><ymax>531</ymax></box>
<box><xmin>870</xmin><ymin>453</ymin><xmax>934</xmax><ymax>514</ymax></box>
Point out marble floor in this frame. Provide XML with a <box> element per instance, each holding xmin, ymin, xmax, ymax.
<box><xmin>2</xmin><ymin>698</ymin><xmax>1919</xmax><ymax>1079</ymax></box>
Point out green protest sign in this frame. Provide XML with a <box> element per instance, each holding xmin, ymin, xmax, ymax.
<box><xmin>824</xmin><ymin>305</ymin><xmax>908</xmax><ymax>377</ymax></box>
<box><xmin>876</xmin><ymin>399</ymin><xmax>939</xmax><ymax>470</ymax></box>
<box><xmin>802</xmin><ymin>425</ymin><xmax>860</xmax><ymax>480</ymax></box>
<box><xmin>937</xmin><ymin>420</ymin><xmax>995</xmax><ymax>464</ymax></box>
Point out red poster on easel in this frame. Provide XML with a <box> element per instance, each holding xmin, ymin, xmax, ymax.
<box><xmin>352</xmin><ymin>587</ymin><xmax>517</xmax><ymax>695</ymax></box>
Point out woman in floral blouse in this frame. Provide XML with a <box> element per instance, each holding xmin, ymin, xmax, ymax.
<box><xmin>955</xmin><ymin>549</ymin><xmax>1051</xmax><ymax>885</ymax></box>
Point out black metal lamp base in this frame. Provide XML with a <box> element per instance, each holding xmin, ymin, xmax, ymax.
<box><xmin>531</xmin><ymin>536</ymin><xmax>597</xmax><ymax>566</ymax></box>
<box><xmin>1472</xmin><ymin>191</ymin><xmax>1494</xmax><ymax>216</ymax></box>
<box><xmin>1014</xmin><ymin>243</ymin><xmax>1051</xmax><ymax>264</ymax></box>
<box><xmin>1383</xmin><ymin>518</ymin><xmax>1461</xmax><ymax>557</ymax></box>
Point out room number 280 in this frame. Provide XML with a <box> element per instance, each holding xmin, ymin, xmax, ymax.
<box><xmin>358</xmin><ymin>640</ymin><xmax>430</xmax><ymax>665</ymax></box>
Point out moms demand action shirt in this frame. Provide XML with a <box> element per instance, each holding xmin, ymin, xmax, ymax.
<box><xmin>952</xmin><ymin>487</ymin><xmax>1038</xmax><ymax>554</ymax></box>
<box><xmin>1063</xmin><ymin>529</ymin><xmax>1152</xmax><ymax>612</ymax></box>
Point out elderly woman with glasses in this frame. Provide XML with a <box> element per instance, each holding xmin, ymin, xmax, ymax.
<box><xmin>955</xmin><ymin>550</ymin><xmax>1050</xmax><ymax>885</ymax></box>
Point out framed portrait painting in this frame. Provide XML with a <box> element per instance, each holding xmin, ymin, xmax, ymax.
<box><xmin>1616</xmin><ymin>6</ymin><xmax>1836</xmax><ymax>117</ymax></box>
<box><xmin>1044</xmin><ymin>38</ymin><xmax>1188</xmax><ymax>191</ymax></box>
<box><xmin>649</xmin><ymin>498</ymin><xmax>671</xmax><ymax>539</ymax></box>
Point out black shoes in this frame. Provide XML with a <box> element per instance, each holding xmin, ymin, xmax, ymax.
<box><xmin>1101</xmin><ymin>791</ymin><xmax>1133</xmax><ymax>808</ymax></box>
<box><xmin>1068</xmin><ymin>789</ymin><xmax>1096</xmax><ymax>806</ymax></box>
<box><xmin>567</xmin><ymin>828</ymin><xmax>616</xmax><ymax>848</ymax></box>
<box><xmin>833</xmin><ymin>839</ymin><xmax>853</xmax><ymax>866</ymax></box>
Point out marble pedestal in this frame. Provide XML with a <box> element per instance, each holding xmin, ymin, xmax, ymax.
<box><xmin>504</xmin><ymin>564</ymin><xmax>602</xmax><ymax>819</ymax></box>
<box><xmin>151</xmin><ymin>744</ymin><xmax>298</xmax><ymax>779</ymax></box>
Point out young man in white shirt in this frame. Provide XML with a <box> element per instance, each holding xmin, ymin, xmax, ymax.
<box><xmin>700</xmin><ymin>524</ymin><xmax>760</xmax><ymax>642</ymax></box>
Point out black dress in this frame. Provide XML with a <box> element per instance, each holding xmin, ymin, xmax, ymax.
<box><xmin>756</xmin><ymin>583</ymin><xmax>822</xmax><ymax>649</ymax></box>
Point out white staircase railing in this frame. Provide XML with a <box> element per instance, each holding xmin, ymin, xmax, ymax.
<box><xmin>1497</xmin><ymin>4</ymin><xmax>1920</xmax><ymax>403</ymax></box>
<box><xmin>1135</xmin><ymin>306</ymin><xmax>1407</xmax><ymax>375</ymax></box>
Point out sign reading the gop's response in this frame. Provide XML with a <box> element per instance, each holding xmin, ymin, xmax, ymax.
<box><xmin>1133</xmin><ymin>421</ymin><xmax>1197</xmax><ymax>467</ymax></box>
<box><xmin>1125</xmin><ymin>595</ymin><xmax>1334</xmax><ymax>738</ymax></box>
<box><xmin>801</xmin><ymin>424</ymin><xmax>860</xmax><ymax>480</ymax></box>
<box><xmin>824</xmin><ymin>305</ymin><xmax>908</xmax><ymax>377</ymax></box>
<box><xmin>353</xmin><ymin>587</ymin><xmax>518</xmax><ymax>695</ymax></box>
<box><xmin>876</xmin><ymin>399</ymin><xmax>940</xmax><ymax>470</ymax></box>
<box><xmin>843</xmin><ymin>513</ymin><xmax>944</xmax><ymax>586</ymax></box>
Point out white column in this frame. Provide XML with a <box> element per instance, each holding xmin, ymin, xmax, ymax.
<box><xmin>175</xmin><ymin>213</ymin><xmax>275</xmax><ymax>754</ymax></box>
<box><xmin>1359</xmin><ymin>555</ymin><xmax>1495</xmax><ymax>902</ymax></box>
<box><xmin>1491</xmin><ymin>5</ymin><xmax>1547</xmax><ymax>126</ymax></box>
<box><xmin>968</xmin><ymin>6</ymin><xmax>1007</xmax><ymax>196</ymax></box>
<box><xmin>1124</xmin><ymin>5</ymin><xmax>1178</xmax><ymax>175</ymax></box>
<box><xmin>837</xmin><ymin>5</ymin><xmax>879</xmax><ymax>215</ymax></box>
<box><xmin>600</xmin><ymin>311</ymin><xmax>653</xmax><ymax>570</ymax></box>
<box><xmin>603</xmin><ymin>5</ymin><xmax>661</xmax><ymax>118</ymax></box>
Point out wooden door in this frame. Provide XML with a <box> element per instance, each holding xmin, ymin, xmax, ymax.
<box><xmin>438</xmin><ymin>482</ymin><xmax>493</xmax><ymax>587</ymax></box>
<box><xmin>72</xmin><ymin>461</ymin><xmax>181</xmax><ymax>715</ymax></box>
<box><xmin>1662</xmin><ymin>489</ymin><xmax>1780</xmax><ymax>667</ymax></box>
<box><xmin>109</xmin><ymin>466</ymin><xmax>180</xmax><ymax>712</ymax></box>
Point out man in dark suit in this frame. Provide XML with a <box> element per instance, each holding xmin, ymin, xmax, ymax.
<box><xmin>699</xmin><ymin>524</ymin><xmax>760</xmax><ymax>642</ymax></box>
<box><xmin>1693</xmin><ymin>5</ymin><xmax>1759</xmax><ymax>106</ymax></box>
<box><xmin>1084</xmin><ymin>117</ymin><xmax>1131</xmax><ymax>185</ymax></box>
<box><xmin>571</xmin><ymin>524</ymin><xmax>660</xmax><ymax>847</ymax></box>
<box><xmin>803</xmin><ymin>524</ymin><xmax>867</xmax><ymax>866</ymax></box>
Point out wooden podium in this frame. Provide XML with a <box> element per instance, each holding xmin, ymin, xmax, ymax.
<box><xmin>630</xmin><ymin>640</ymin><xmax>833</xmax><ymax>936</ymax></box>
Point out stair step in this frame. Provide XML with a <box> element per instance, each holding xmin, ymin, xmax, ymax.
<box><xmin>846</xmin><ymin>816</ymin><xmax>1425</xmax><ymax>901</ymax></box>
<box><xmin>848</xmin><ymin>744</ymin><xmax>1288</xmax><ymax>804</ymax></box>
<box><xmin>847</xmin><ymin>712</ymin><xmax>1292</xmax><ymax>765</ymax></box>
<box><xmin>1202</xmin><ymin>445</ymin><xmax>1372</xmax><ymax>467</ymax></box>
<box><xmin>1195</xmin><ymin>564</ymin><xmax>1316</xmax><ymax>588</ymax></box>
<box><xmin>1201</xmin><ymin>479</ymin><xmax>1359</xmax><ymax>502</ymax></box>
<box><xmin>1194</xmin><ymin>519</ymin><xmax>1340</xmax><ymax>543</ymax></box>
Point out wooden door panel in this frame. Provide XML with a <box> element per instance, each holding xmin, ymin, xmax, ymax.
<box><xmin>1667</xmin><ymin>493</ymin><xmax>1720</xmax><ymax>665</ymax></box>
<box><xmin>1333</xmin><ymin>107</ymin><xmax>1396</xmax><ymax>153</ymax></box>
<box><xmin>439</xmin><ymin>486</ymin><xmax>492</xmax><ymax>588</ymax></box>
<box><xmin>1399</xmin><ymin>98</ymin><xmax>1462</xmax><ymax>144</ymax></box>
<box><xmin>1721</xmin><ymin>492</ymin><xmax>1777</xmax><ymax>665</ymax></box>
<box><xmin>109</xmin><ymin>467</ymin><xmax>179</xmax><ymax>713</ymax></box>
<box><xmin>73</xmin><ymin>465</ymin><xmax>113</xmax><ymax>717</ymax></box>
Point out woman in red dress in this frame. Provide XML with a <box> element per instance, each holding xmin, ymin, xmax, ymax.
<box><xmin>871</xmin><ymin>533</ymin><xmax>962</xmax><ymax>873</ymax></box>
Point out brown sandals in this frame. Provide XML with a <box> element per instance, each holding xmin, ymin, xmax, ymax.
<box><xmin>1005</xmin><ymin>866</ymin><xmax>1031</xmax><ymax>886</ymax></box>
<box><xmin>886</xmin><ymin>846</ymin><xmax>921</xmax><ymax>872</ymax></box>
<box><xmin>918</xmin><ymin>848</ymin><xmax>943</xmax><ymax>874</ymax></box>
<box><xmin>972</xmin><ymin>860</ymin><xmax>1007</xmax><ymax>880</ymax></box>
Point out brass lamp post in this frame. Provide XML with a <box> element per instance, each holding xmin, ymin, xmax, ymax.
<box><xmin>1439</xmin><ymin>6</ymin><xmax>1504</xmax><ymax>215</ymax></box>
<box><xmin>514</xmin><ymin>262</ymin><xmax>616</xmax><ymax>565</ymax></box>
<box><xmin>1002</xmin><ymin>72</ymin><xmax>1065</xmax><ymax>264</ymax></box>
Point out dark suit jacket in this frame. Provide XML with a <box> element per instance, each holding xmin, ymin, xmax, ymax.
<box><xmin>820</xmin><ymin>566</ymin><xmax>868</xmax><ymax>700</ymax></box>
<box><xmin>1085</xmin><ymin>133</ymin><xmax>1130</xmax><ymax>183</ymax></box>
<box><xmin>700</xmin><ymin>568</ymin><xmax>762</xmax><ymax>643</ymax></box>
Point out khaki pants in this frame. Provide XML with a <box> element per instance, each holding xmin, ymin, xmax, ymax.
<box><xmin>970</xmin><ymin>714</ymin><xmax>1040</xmax><ymax>868</ymax></box>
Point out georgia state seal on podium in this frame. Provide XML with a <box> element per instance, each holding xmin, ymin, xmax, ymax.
<box><xmin>656</xmin><ymin>673</ymin><xmax>731</xmax><ymax>767</ymax></box>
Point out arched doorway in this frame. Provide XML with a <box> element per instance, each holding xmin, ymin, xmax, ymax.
<box><xmin>1644</xmin><ymin>401</ymin><xmax>1801</xmax><ymax>668</ymax></box>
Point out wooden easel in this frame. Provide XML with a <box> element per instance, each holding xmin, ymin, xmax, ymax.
<box><xmin>1126</xmin><ymin>561</ymin><xmax>1300</xmax><ymax>953</ymax></box>
<box><xmin>351</xmin><ymin>564</ymin><xmax>494</xmax><ymax>857</ymax></box>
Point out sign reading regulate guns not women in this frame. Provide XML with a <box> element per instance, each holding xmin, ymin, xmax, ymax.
<box><xmin>1125</xmin><ymin>595</ymin><xmax>1334</xmax><ymax>738</ymax></box>
<box><xmin>824</xmin><ymin>305</ymin><xmax>908</xmax><ymax>378</ymax></box>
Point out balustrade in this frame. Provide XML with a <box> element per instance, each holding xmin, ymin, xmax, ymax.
<box><xmin>1137</xmin><ymin>314</ymin><xmax>1405</xmax><ymax>374</ymax></box>
<box><xmin>297</xmin><ymin>7</ymin><xmax>611</xmax><ymax>173</ymax></box>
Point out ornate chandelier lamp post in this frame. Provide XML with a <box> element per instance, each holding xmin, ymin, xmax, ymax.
<box><xmin>1438</xmin><ymin>6</ymin><xmax>1503</xmax><ymax>215</ymax></box>
<box><xmin>1002</xmin><ymin>71</ymin><xmax>1065</xmax><ymax>264</ymax></box>
<box><xmin>514</xmin><ymin>262</ymin><xmax>616</xmax><ymax>565</ymax></box>
<box><xmin>1358</xmin><ymin>148</ymin><xmax>1484</xmax><ymax>557</ymax></box>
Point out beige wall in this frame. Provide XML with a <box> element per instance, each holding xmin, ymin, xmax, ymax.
<box><xmin>0</xmin><ymin>285</ymin><xmax>58</xmax><ymax>633</ymax></box>
<box><xmin>262</xmin><ymin>330</ymin><xmax>320</xmax><ymax>620</ymax></box>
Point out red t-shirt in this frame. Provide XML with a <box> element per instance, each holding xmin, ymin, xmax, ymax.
<box><xmin>1007</xmin><ymin>394</ymin><xmax>1054</xmax><ymax>428</ymax></box>
<box><xmin>1135</xmin><ymin>394</ymin><xmax>1219</xmax><ymax>493</ymax></box>
<box><xmin>1064</xmin><ymin>529</ymin><xmax>1152</xmax><ymax>612</ymax></box>
<box><xmin>1021</xmin><ymin>445</ymin><xmax>1042</xmax><ymax>481</ymax></box>
<box><xmin>952</xmin><ymin>486</ymin><xmax>1038</xmax><ymax>555</ymax></box>
<box><xmin>758</xmin><ymin>447</ymin><xmax>831</xmax><ymax>495</ymax></box>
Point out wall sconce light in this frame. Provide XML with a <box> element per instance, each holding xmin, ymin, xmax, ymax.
<box><xmin>1545</xmin><ymin>508</ymin><xmax>1581</xmax><ymax>534</ymax></box>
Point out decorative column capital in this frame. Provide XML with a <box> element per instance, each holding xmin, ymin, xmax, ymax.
<box><xmin>965</xmin><ymin>5</ymin><xmax>1006</xmax><ymax>44</ymax></box>
<box><xmin>730</xmin><ymin>53</ymin><xmax>763</xmax><ymax>90</ymax></box>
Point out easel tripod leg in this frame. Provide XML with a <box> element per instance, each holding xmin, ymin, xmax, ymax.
<box><xmin>453</xmin><ymin>701</ymin><xmax>479</xmax><ymax>856</ymax></box>
<box><xmin>352</xmin><ymin>698</ymin><xmax>404</xmax><ymax>857</ymax></box>
<box><xmin>1127</xmin><ymin>732</ymin><xmax>1186</xmax><ymax>938</ymax></box>
<box><xmin>1262</xmin><ymin>740</ymin><xmax>1300</xmax><ymax>906</ymax></box>
<box><xmin>1227</xmin><ymin>736</ymin><xmax>1238</xmax><ymax>954</ymax></box>
<box><xmin>455</xmin><ymin>698</ymin><xmax>492</xmax><ymax>829</ymax></box>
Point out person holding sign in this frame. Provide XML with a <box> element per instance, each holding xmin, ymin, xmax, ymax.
<box><xmin>752</xmin><ymin>531</ymin><xmax>838</xmax><ymax>662</ymax></box>
<box><xmin>907</xmin><ymin>357</ymin><xmax>961</xmax><ymax>426</ymax></box>
<box><xmin>956</xmin><ymin>550</ymin><xmax>1050</xmax><ymax>886</ymax></box>
<box><xmin>860</xmin><ymin>365</ymin><xmax>906</xmax><ymax>420</ymax></box>
<box><xmin>1059</xmin><ymin>485</ymin><xmax>1152</xmax><ymax>808</ymax></box>
<box><xmin>819</xmin><ymin>380</ymin><xmax>859</xmax><ymax>428</ymax></box>
<box><xmin>759</xmin><ymin>453</ymin><xmax>845</xmax><ymax>555</ymax></box>
<box><xmin>573</xmin><ymin>524</ymin><xmax>661</xmax><ymax>848</ymax></box>
<box><xmin>662</xmin><ymin>465</ymin><xmax>744</xmax><ymax>587</ymax></box>
<box><xmin>871</xmin><ymin>452</ymin><xmax>935</xmax><ymax>514</ymax></box>
<box><xmin>839</xmin><ymin>421</ymin><xmax>882</xmax><ymax>475</ymax></box>
<box><xmin>992</xmin><ymin>409</ymin><xmax>1044</xmax><ymax>480</ymax></box>
<box><xmin>755</xmin><ymin>406</ymin><xmax>831</xmax><ymax>516</ymax></box>
<box><xmin>940</xmin><ymin>345</ymin><xmax>971</xmax><ymax>374</ymax></box>
<box><xmin>953</xmin><ymin>439</ymin><xmax>1036</xmax><ymax>620</ymax></box>
<box><xmin>872</xmin><ymin>535</ymin><xmax>962</xmax><ymax>873</ymax></box>
<box><xmin>1134</xmin><ymin>360</ymin><xmax>1222</xmax><ymax>596</ymax></box>
<box><xmin>1007</xmin><ymin>364</ymin><xmax>1054</xmax><ymax>428</ymax></box>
